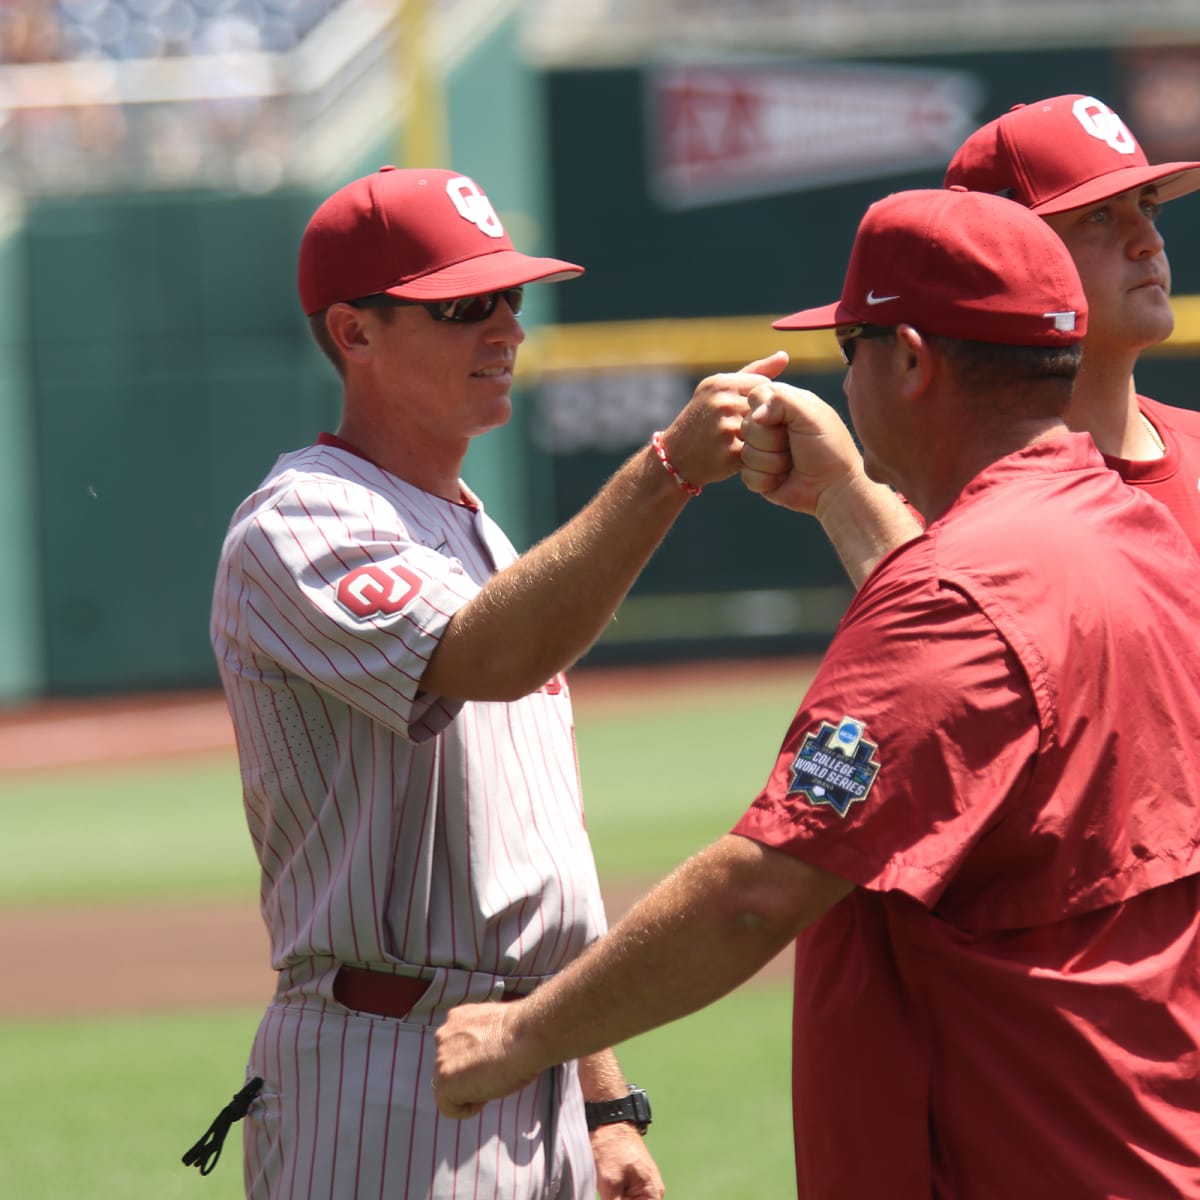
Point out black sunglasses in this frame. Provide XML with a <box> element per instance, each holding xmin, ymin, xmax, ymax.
<box><xmin>836</xmin><ymin>323</ymin><xmax>895</xmax><ymax>366</ymax></box>
<box><xmin>348</xmin><ymin>286</ymin><xmax>524</xmax><ymax>324</ymax></box>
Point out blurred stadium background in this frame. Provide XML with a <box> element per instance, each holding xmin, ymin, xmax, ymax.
<box><xmin>2</xmin><ymin>0</ymin><xmax>1200</xmax><ymax>705</ymax></box>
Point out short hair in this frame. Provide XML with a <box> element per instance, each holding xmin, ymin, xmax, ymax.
<box><xmin>306</xmin><ymin>304</ymin><xmax>405</xmax><ymax>378</ymax></box>
<box><xmin>927</xmin><ymin>336</ymin><xmax>1081</xmax><ymax>420</ymax></box>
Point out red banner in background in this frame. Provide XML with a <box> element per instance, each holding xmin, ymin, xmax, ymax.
<box><xmin>647</xmin><ymin>61</ymin><xmax>982</xmax><ymax>209</ymax></box>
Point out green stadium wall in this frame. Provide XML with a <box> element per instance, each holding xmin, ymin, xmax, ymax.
<box><xmin>0</xmin><ymin>204</ymin><xmax>39</xmax><ymax>703</ymax></box>
<box><xmin>26</xmin><ymin>190</ymin><xmax>339</xmax><ymax>695</ymax></box>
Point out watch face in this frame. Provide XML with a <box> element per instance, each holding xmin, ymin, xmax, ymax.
<box><xmin>628</xmin><ymin>1087</ymin><xmax>652</xmax><ymax>1132</ymax></box>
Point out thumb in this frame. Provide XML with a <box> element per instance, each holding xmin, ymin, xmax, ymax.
<box><xmin>747</xmin><ymin>388</ymin><xmax>786</xmax><ymax>426</ymax></box>
<box><xmin>739</xmin><ymin>349</ymin><xmax>789</xmax><ymax>380</ymax></box>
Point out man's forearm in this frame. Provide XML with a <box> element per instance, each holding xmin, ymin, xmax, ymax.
<box><xmin>433</xmin><ymin>837</ymin><xmax>853</xmax><ymax>1117</ymax></box>
<box><xmin>513</xmin><ymin>846</ymin><xmax>795</xmax><ymax>1070</ymax></box>
<box><xmin>578</xmin><ymin>1048</ymin><xmax>631</xmax><ymax>1102</ymax></box>
<box><xmin>498</xmin><ymin>839</ymin><xmax>848</xmax><ymax>1075</ymax></box>
<box><xmin>423</xmin><ymin>440</ymin><xmax>692</xmax><ymax>701</ymax></box>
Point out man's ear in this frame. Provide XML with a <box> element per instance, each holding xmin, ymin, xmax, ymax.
<box><xmin>894</xmin><ymin>324</ymin><xmax>934</xmax><ymax>401</ymax></box>
<box><xmin>324</xmin><ymin>303</ymin><xmax>373</xmax><ymax>362</ymax></box>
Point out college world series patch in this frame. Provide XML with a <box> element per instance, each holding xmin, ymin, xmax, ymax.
<box><xmin>787</xmin><ymin>716</ymin><xmax>881</xmax><ymax>818</ymax></box>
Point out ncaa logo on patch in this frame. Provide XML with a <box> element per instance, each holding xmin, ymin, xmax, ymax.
<box><xmin>336</xmin><ymin>562</ymin><xmax>422</xmax><ymax>619</ymax></box>
<box><xmin>446</xmin><ymin>177</ymin><xmax>505</xmax><ymax>238</ymax></box>
<box><xmin>787</xmin><ymin>715</ymin><xmax>881</xmax><ymax>819</ymax></box>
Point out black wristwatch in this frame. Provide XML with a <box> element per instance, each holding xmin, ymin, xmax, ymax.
<box><xmin>584</xmin><ymin>1084</ymin><xmax>652</xmax><ymax>1135</ymax></box>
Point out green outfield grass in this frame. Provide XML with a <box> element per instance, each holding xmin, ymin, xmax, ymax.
<box><xmin>0</xmin><ymin>664</ymin><xmax>814</xmax><ymax>1198</ymax></box>
<box><xmin>1</xmin><ymin>1007</ymin><xmax>264</xmax><ymax>1200</ymax></box>
<box><xmin>0</xmin><ymin>666</ymin><xmax>811</xmax><ymax>908</ymax></box>
<box><xmin>576</xmin><ymin>668</ymin><xmax>807</xmax><ymax>880</ymax></box>
<box><xmin>0</xmin><ymin>757</ymin><xmax>255</xmax><ymax>907</ymax></box>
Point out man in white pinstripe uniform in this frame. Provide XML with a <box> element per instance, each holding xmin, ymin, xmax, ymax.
<box><xmin>208</xmin><ymin>165</ymin><xmax>786</xmax><ymax>1199</ymax></box>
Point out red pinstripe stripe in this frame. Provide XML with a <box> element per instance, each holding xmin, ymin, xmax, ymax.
<box><xmin>303</xmin><ymin>1005</ymin><xmax>326</xmax><ymax>1200</ymax></box>
<box><xmin>339</xmin><ymin>712</ymin><xmax>371</xmax><ymax>964</ymax></box>
<box><xmin>264</xmin><ymin>683</ymin><xmax>326</xmax><ymax>959</ymax></box>
<box><xmin>282</xmin><ymin>1006</ymin><xmax>302</xmax><ymax>1199</ymax></box>
<box><xmin>448</xmin><ymin>749</ymin><xmax>466</xmax><ymax>966</ymax></box>
<box><xmin>328</xmin><ymin>1007</ymin><xmax>350</xmax><ymax>1194</ymax></box>
<box><xmin>395</xmin><ymin>746</ymin><xmax>439</xmax><ymax>961</ymax></box>
<box><xmin>389</xmin><ymin>744</ymin><xmax>420</xmax><ymax>954</ymax></box>
<box><xmin>308</xmin><ymin>685</ymin><xmax>364</xmax><ymax>962</ymax></box>
<box><xmin>378</xmin><ymin>1021</ymin><xmax>401</xmax><ymax>1200</ymax></box>
<box><xmin>464</xmin><ymin>707</ymin><xmax>524</xmax><ymax>967</ymax></box>
<box><xmin>291</xmin><ymin>492</ymin><xmax>354</xmax><ymax>574</ymax></box>
<box><xmin>403</xmin><ymin>1031</ymin><xmax>429</xmax><ymax>1200</ymax></box>
<box><xmin>451</xmin><ymin>1111</ymin><xmax>465</xmax><ymax>1199</ymax></box>
<box><xmin>351</xmin><ymin>1019</ymin><xmax>375</xmax><ymax>1194</ymax></box>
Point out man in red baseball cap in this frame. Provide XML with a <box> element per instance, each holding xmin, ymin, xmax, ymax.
<box><xmin>944</xmin><ymin>93</ymin><xmax>1200</xmax><ymax>552</ymax></box>
<box><xmin>431</xmin><ymin>186</ymin><xmax>1200</xmax><ymax>1198</ymax></box>
<box><xmin>204</xmin><ymin>166</ymin><xmax>788</xmax><ymax>1200</ymax></box>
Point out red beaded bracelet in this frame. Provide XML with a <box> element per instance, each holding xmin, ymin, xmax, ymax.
<box><xmin>651</xmin><ymin>431</ymin><xmax>702</xmax><ymax>497</ymax></box>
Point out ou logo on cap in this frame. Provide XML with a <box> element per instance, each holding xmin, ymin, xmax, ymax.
<box><xmin>1072</xmin><ymin>96</ymin><xmax>1137</xmax><ymax>156</ymax></box>
<box><xmin>447</xmin><ymin>176</ymin><xmax>504</xmax><ymax>238</ymax></box>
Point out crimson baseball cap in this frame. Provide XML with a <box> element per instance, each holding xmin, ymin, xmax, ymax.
<box><xmin>944</xmin><ymin>94</ymin><xmax>1200</xmax><ymax>215</ymax></box>
<box><xmin>297</xmin><ymin>166</ymin><xmax>583</xmax><ymax>315</ymax></box>
<box><xmin>772</xmin><ymin>187</ymin><xmax>1087</xmax><ymax>345</ymax></box>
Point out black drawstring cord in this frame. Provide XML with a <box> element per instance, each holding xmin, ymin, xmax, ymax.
<box><xmin>181</xmin><ymin>1077</ymin><xmax>264</xmax><ymax>1176</ymax></box>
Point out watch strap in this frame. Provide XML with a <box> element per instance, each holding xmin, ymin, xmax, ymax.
<box><xmin>584</xmin><ymin>1085</ymin><xmax>652</xmax><ymax>1135</ymax></box>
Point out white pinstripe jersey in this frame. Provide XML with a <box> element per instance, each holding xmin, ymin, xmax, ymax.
<box><xmin>211</xmin><ymin>441</ymin><xmax>608</xmax><ymax>995</ymax></box>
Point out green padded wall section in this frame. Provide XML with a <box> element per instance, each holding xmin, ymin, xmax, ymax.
<box><xmin>28</xmin><ymin>190</ymin><xmax>339</xmax><ymax>694</ymax></box>
<box><xmin>0</xmin><ymin>212</ymin><xmax>39</xmax><ymax>703</ymax></box>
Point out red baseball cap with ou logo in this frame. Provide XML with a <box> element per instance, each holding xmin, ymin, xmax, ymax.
<box><xmin>943</xmin><ymin>94</ymin><xmax>1200</xmax><ymax>215</ymax></box>
<box><xmin>297</xmin><ymin>166</ymin><xmax>584</xmax><ymax>315</ymax></box>
<box><xmin>772</xmin><ymin>187</ymin><xmax>1087</xmax><ymax>345</ymax></box>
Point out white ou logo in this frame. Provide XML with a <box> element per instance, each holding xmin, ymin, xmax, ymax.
<box><xmin>446</xmin><ymin>176</ymin><xmax>504</xmax><ymax>238</ymax></box>
<box><xmin>1072</xmin><ymin>96</ymin><xmax>1137</xmax><ymax>156</ymax></box>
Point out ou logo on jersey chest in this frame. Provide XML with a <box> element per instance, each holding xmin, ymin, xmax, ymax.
<box><xmin>1072</xmin><ymin>96</ymin><xmax>1137</xmax><ymax>156</ymax></box>
<box><xmin>447</xmin><ymin>176</ymin><xmax>504</xmax><ymax>238</ymax></box>
<box><xmin>337</xmin><ymin>562</ymin><xmax>423</xmax><ymax>619</ymax></box>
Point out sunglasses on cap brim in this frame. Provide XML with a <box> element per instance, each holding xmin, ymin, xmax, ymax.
<box><xmin>836</xmin><ymin>323</ymin><xmax>895</xmax><ymax>366</ymax></box>
<box><xmin>347</xmin><ymin>287</ymin><xmax>524</xmax><ymax>324</ymax></box>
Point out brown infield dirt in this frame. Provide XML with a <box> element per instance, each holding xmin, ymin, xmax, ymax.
<box><xmin>0</xmin><ymin>657</ymin><xmax>818</xmax><ymax>1018</ymax></box>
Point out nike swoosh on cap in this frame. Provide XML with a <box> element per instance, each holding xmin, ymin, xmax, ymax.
<box><xmin>866</xmin><ymin>290</ymin><xmax>901</xmax><ymax>305</ymax></box>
